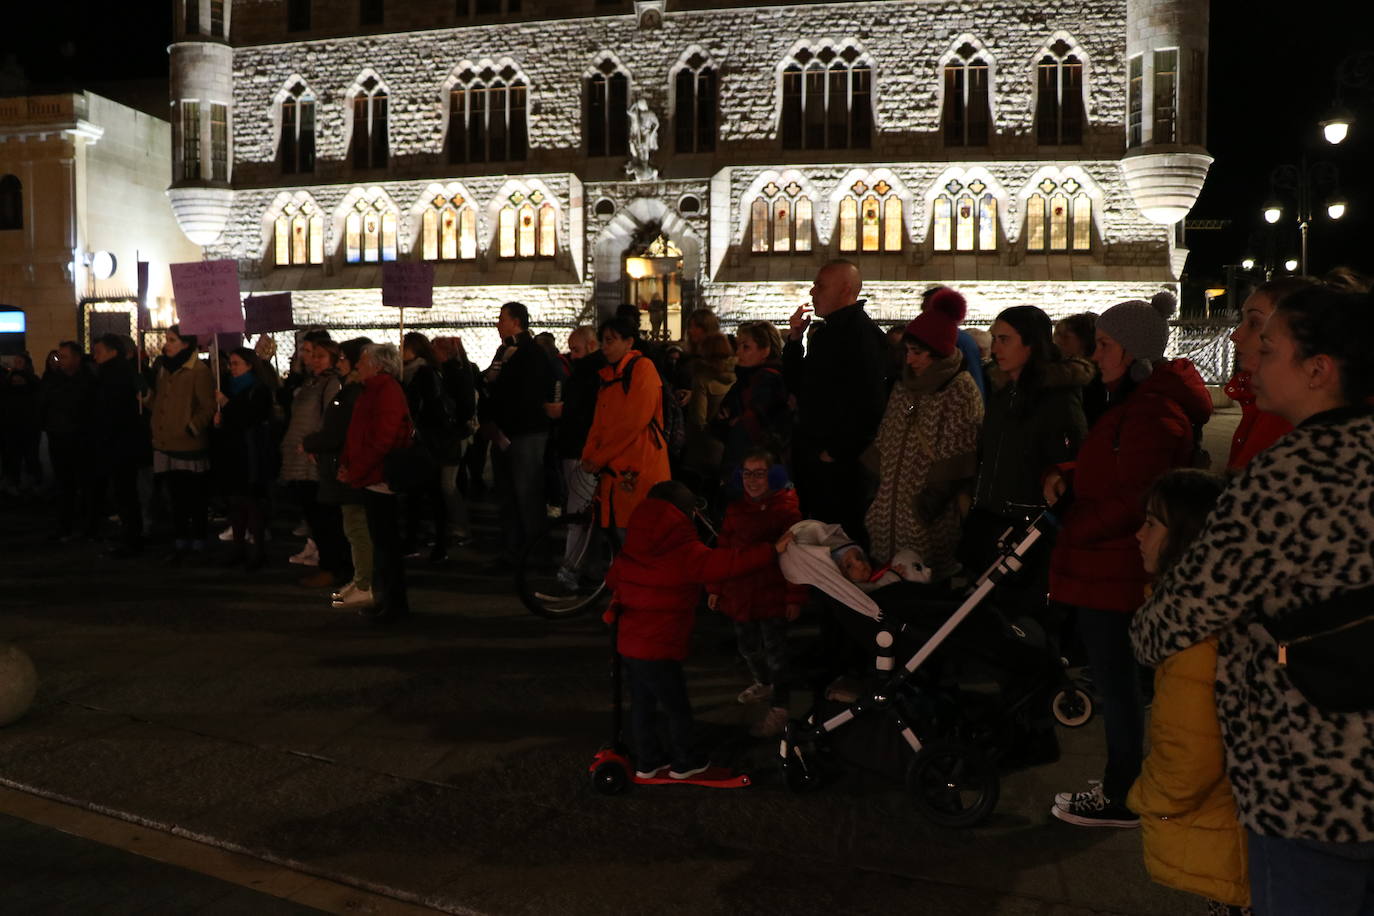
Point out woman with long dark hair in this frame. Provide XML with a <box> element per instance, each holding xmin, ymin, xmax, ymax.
<box><xmin>1132</xmin><ymin>287</ymin><xmax>1374</xmax><ymax>911</ymax></box>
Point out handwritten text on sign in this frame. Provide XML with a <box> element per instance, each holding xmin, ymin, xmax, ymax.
<box><xmin>244</xmin><ymin>293</ymin><xmax>295</xmax><ymax>335</ymax></box>
<box><xmin>382</xmin><ymin>261</ymin><xmax>435</xmax><ymax>310</ymax></box>
<box><xmin>170</xmin><ymin>260</ymin><xmax>245</xmax><ymax>336</ymax></box>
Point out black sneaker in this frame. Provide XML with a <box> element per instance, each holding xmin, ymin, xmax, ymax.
<box><xmin>1050</xmin><ymin>783</ymin><xmax>1138</xmax><ymax>828</ymax></box>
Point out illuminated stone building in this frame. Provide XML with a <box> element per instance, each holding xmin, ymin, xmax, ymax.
<box><xmin>168</xmin><ymin>0</ymin><xmax>1211</xmax><ymax>360</ymax></box>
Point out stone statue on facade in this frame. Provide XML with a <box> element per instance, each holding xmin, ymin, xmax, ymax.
<box><xmin>625</xmin><ymin>96</ymin><xmax>659</xmax><ymax>182</ymax></box>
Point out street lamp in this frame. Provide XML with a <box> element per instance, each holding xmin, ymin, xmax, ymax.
<box><xmin>1284</xmin><ymin>258</ymin><xmax>1300</xmax><ymax>272</ymax></box>
<box><xmin>1322</xmin><ymin>52</ymin><xmax>1374</xmax><ymax>145</ymax></box>
<box><xmin>1321</xmin><ymin>112</ymin><xmax>1352</xmax><ymax>145</ymax></box>
<box><xmin>1267</xmin><ymin>157</ymin><xmax>1342</xmax><ymax>275</ymax></box>
<box><xmin>1241</xmin><ymin>257</ymin><xmax>1256</xmax><ymax>271</ymax></box>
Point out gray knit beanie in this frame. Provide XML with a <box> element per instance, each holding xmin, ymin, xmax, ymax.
<box><xmin>1097</xmin><ymin>291</ymin><xmax>1177</xmax><ymax>381</ymax></box>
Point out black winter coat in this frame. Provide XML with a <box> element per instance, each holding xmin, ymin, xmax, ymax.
<box><xmin>486</xmin><ymin>333</ymin><xmax>554</xmax><ymax>438</ymax></box>
<box><xmin>304</xmin><ymin>378</ymin><xmax>365</xmax><ymax>505</ymax></box>
<box><xmin>782</xmin><ymin>301</ymin><xmax>888</xmax><ymax>463</ymax></box>
<box><xmin>40</xmin><ymin>367</ymin><xmax>95</xmax><ymax>439</ymax></box>
<box><xmin>92</xmin><ymin>358</ymin><xmax>147</xmax><ymax>466</ymax></box>
<box><xmin>214</xmin><ymin>380</ymin><xmax>275</xmax><ymax>496</ymax></box>
<box><xmin>556</xmin><ymin>351</ymin><xmax>608</xmax><ymax>460</ymax></box>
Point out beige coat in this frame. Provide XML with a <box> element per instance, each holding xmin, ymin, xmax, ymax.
<box><xmin>150</xmin><ymin>355</ymin><xmax>216</xmax><ymax>455</ymax></box>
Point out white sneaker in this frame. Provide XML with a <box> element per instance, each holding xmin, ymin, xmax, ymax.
<box><xmin>289</xmin><ymin>539</ymin><xmax>318</xmax><ymax>565</ymax></box>
<box><xmin>218</xmin><ymin>527</ymin><xmax>235</xmax><ymax>542</ymax></box>
<box><xmin>331</xmin><ymin>582</ymin><xmax>357</xmax><ymax>603</ymax></box>
<box><xmin>334</xmin><ymin>587</ymin><xmax>374</xmax><ymax>609</ymax></box>
<box><xmin>736</xmin><ymin>682</ymin><xmax>773</xmax><ymax>705</ymax></box>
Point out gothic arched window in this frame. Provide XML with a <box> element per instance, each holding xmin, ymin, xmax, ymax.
<box><xmin>280</xmin><ymin>83</ymin><xmax>316</xmax><ymax>175</ymax></box>
<box><xmin>0</xmin><ymin>174</ymin><xmax>22</xmax><ymax>230</ymax></box>
<box><xmin>350</xmin><ymin>76</ymin><xmax>388</xmax><ymax>170</ymax></box>
<box><xmin>780</xmin><ymin>46</ymin><xmax>871</xmax><ymax>151</ymax></box>
<box><xmin>1035</xmin><ymin>40</ymin><xmax>1085</xmax><ymax>145</ymax></box>
<box><xmin>749</xmin><ymin>180</ymin><xmax>813</xmax><ymax>254</ymax></box>
<box><xmin>1025</xmin><ymin>176</ymin><xmax>1092</xmax><ymax>252</ymax></box>
<box><xmin>497</xmin><ymin>190</ymin><xmax>555</xmax><ymax>259</ymax></box>
<box><xmin>448</xmin><ymin>65</ymin><xmax>528</xmax><ymax>164</ymax></box>
<box><xmin>586</xmin><ymin>59</ymin><xmax>629</xmax><ymax>157</ymax></box>
<box><xmin>210</xmin><ymin>0</ymin><xmax>225</xmax><ymax>37</ymax></box>
<box><xmin>942</xmin><ymin>44</ymin><xmax>990</xmax><ymax>147</ymax></box>
<box><xmin>838</xmin><ymin>178</ymin><xmax>903</xmax><ymax>253</ymax></box>
<box><xmin>674</xmin><ymin>53</ymin><xmax>716</xmax><ymax>153</ymax></box>
<box><xmin>932</xmin><ymin>179</ymin><xmax>997</xmax><ymax>252</ymax></box>
<box><xmin>273</xmin><ymin>199</ymin><xmax>324</xmax><ymax>267</ymax></box>
<box><xmin>421</xmin><ymin>193</ymin><xmax>478</xmax><ymax>261</ymax></box>
<box><xmin>345</xmin><ymin>197</ymin><xmax>398</xmax><ymax>264</ymax></box>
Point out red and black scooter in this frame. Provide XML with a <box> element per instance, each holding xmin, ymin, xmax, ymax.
<box><xmin>588</xmin><ymin>601</ymin><xmax>750</xmax><ymax>793</ymax></box>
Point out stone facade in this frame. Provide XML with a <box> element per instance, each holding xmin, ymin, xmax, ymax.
<box><xmin>169</xmin><ymin>0</ymin><xmax>1210</xmax><ymax>365</ymax></box>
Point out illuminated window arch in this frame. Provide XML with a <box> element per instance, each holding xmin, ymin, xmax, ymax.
<box><xmin>447</xmin><ymin>63</ymin><xmax>528</xmax><ymax>164</ymax></box>
<box><xmin>942</xmin><ymin>43</ymin><xmax>991</xmax><ymax>147</ymax></box>
<box><xmin>1025</xmin><ymin>176</ymin><xmax>1092</xmax><ymax>252</ymax></box>
<box><xmin>838</xmin><ymin>178</ymin><xmax>903</xmax><ymax>253</ymax></box>
<box><xmin>350</xmin><ymin>75</ymin><xmax>388</xmax><ymax>169</ymax></box>
<box><xmin>749</xmin><ymin>180</ymin><xmax>813</xmax><ymax>254</ymax></box>
<box><xmin>1035</xmin><ymin>39</ymin><xmax>1086</xmax><ymax>145</ymax></box>
<box><xmin>421</xmin><ymin>192</ymin><xmax>478</xmax><ymax>261</ymax></box>
<box><xmin>780</xmin><ymin>44</ymin><xmax>872</xmax><ymax>151</ymax></box>
<box><xmin>272</xmin><ymin>199</ymin><xmax>324</xmax><ymax>267</ymax></box>
<box><xmin>931</xmin><ymin>178</ymin><xmax>997</xmax><ymax>252</ymax></box>
<box><xmin>497</xmin><ymin>190</ymin><xmax>555</xmax><ymax>259</ymax></box>
<box><xmin>345</xmin><ymin>196</ymin><xmax>398</xmax><ymax>264</ymax></box>
<box><xmin>279</xmin><ymin>81</ymin><xmax>316</xmax><ymax>175</ymax></box>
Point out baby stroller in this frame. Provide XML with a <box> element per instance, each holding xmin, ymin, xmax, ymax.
<box><xmin>778</xmin><ymin>512</ymin><xmax>1094</xmax><ymax>827</ymax></box>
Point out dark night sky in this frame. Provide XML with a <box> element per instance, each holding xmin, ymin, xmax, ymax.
<box><xmin>3</xmin><ymin>1</ymin><xmax>1369</xmax><ymax>286</ymax></box>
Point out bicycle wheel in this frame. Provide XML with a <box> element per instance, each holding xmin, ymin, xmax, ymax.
<box><xmin>516</xmin><ymin>517</ymin><xmax>613</xmax><ymax>619</ymax></box>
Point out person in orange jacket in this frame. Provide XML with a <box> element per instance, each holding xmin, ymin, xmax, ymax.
<box><xmin>1127</xmin><ymin>469</ymin><xmax>1250</xmax><ymax>915</ymax></box>
<box><xmin>580</xmin><ymin>314</ymin><xmax>671</xmax><ymax>532</ymax></box>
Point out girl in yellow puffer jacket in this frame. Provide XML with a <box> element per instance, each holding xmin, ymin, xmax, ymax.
<box><xmin>1127</xmin><ymin>469</ymin><xmax>1250</xmax><ymax>915</ymax></box>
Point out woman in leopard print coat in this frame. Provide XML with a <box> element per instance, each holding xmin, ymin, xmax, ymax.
<box><xmin>1130</xmin><ymin>287</ymin><xmax>1374</xmax><ymax>914</ymax></box>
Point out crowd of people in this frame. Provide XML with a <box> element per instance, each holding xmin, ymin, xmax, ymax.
<box><xmin>2</xmin><ymin>258</ymin><xmax>1371</xmax><ymax>915</ymax></box>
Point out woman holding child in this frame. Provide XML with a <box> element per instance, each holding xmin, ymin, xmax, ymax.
<box><xmin>865</xmin><ymin>288</ymin><xmax>982</xmax><ymax>580</ymax></box>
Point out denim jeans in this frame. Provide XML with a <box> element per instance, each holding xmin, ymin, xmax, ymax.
<box><xmin>493</xmin><ymin>431</ymin><xmax>548</xmax><ymax>562</ymax></box>
<box><xmin>1248</xmin><ymin>830</ymin><xmax>1374</xmax><ymax>915</ymax></box>
<box><xmin>735</xmin><ymin>618</ymin><xmax>791</xmax><ymax>706</ymax></box>
<box><xmin>622</xmin><ymin>657</ymin><xmax>698</xmax><ymax>772</ymax></box>
<box><xmin>1076</xmin><ymin>606</ymin><xmax>1145</xmax><ymax>804</ymax></box>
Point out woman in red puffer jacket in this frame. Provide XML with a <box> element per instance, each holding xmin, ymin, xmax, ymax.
<box><xmin>1044</xmin><ymin>294</ymin><xmax>1213</xmax><ymax>829</ymax></box>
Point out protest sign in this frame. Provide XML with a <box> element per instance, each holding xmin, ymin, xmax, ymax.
<box><xmin>170</xmin><ymin>260</ymin><xmax>244</xmax><ymax>336</ymax></box>
<box><xmin>244</xmin><ymin>293</ymin><xmax>295</xmax><ymax>335</ymax></box>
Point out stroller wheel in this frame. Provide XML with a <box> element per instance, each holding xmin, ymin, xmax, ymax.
<box><xmin>590</xmin><ymin>760</ymin><xmax>629</xmax><ymax>795</ymax></box>
<box><xmin>1051</xmin><ymin>687</ymin><xmax>1094</xmax><ymax>728</ymax></box>
<box><xmin>906</xmin><ymin>741</ymin><xmax>1000</xmax><ymax>828</ymax></box>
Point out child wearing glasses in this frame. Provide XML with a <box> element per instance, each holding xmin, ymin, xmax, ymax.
<box><xmin>707</xmin><ymin>449</ymin><xmax>809</xmax><ymax>738</ymax></box>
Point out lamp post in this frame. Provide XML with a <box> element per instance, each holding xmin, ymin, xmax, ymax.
<box><xmin>1265</xmin><ymin>156</ymin><xmax>1344</xmax><ymax>275</ymax></box>
<box><xmin>1321</xmin><ymin>51</ymin><xmax>1374</xmax><ymax>145</ymax></box>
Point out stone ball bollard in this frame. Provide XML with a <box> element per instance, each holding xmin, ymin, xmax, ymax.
<box><xmin>0</xmin><ymin>644</ymin><xmax>38</xmax><ymax>726</ymax></box>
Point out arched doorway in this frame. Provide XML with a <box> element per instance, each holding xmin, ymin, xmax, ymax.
<box><xmin>623</xmin><ymin>229</ymin><xmax>683</xmax><ymax>342</ymax></box>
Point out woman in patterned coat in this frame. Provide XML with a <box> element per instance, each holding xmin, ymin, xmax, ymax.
<box><xmin>864</xmin><ymin>299</ymin><xmax>982</xmax><ymax>579</ymax></box>
<box><xmin>1131</xmin><ymin>286</ymin><xmax>1374</xmax><ymax>914</ymax></box>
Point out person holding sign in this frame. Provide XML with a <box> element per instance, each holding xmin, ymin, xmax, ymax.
<box><xmin>149</xmin><ymin>326</ymin><xmax>216</xmax><ymax>565</ymax></box>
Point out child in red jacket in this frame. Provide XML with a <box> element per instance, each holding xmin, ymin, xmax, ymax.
<box><xmin>707</xmin><ymin>450</ymin><xmax>808</xmax><ymax>738</ymax></box>
<box><xmin>606</xmin><ymin>479</ymin><xmax>782</xmax><ymax>779</ymax></box>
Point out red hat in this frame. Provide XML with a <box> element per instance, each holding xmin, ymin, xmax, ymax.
<box><xmin>904</xmin><ymin>310</ymin><xmax>958</xmax><ymax>358</ymax></box>
<box><xmin>926</xmin><ymin>287</ymin><xmax>968</xmax><ymax>323</ymax></box>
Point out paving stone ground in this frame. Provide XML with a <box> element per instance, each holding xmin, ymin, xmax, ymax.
<box><xmin>0</xmin><ymin>407</ymin><xmax>1242</xmax><ymax>914</ymax></box>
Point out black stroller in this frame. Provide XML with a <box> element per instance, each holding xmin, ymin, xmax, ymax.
<box><xmin>778</xmin><ymin>512</ymin><xmax>1094</xmax><ymax>827</ymax></box>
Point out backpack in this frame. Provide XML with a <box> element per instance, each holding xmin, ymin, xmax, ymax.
<box><xmin>612</xmin><ymin>354</ymin><xmax>686</xmax><ymax>460</ymax></box>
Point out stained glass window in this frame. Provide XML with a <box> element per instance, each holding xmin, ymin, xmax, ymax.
<box><xmin>345</xmin><ymin>197</ymin><xmax>397</xmax><ymax>264</ymax></box>
<box><xmin>794</xmin><ymin>197</ymin><xmax>813</xmax><ymax>252</ymax></box>
<box><xmin>537</xmin><ymin>203</ymin><xmax>556</xmax><ymax>257</ymax></box>
<box><xmin>933</xmin><ymin>197</ymin><xmax>953</xmax><ymax>252</ymax></box>
<box><xmin>772</xmin><ymin>198</ymin><xmax>791</xmax><ymax>253</ymax></box>
<box><xmin>421</xmin><ymin>195</ymin><xmax>477</xmax><ymax>261</ymax></box>
<box><xmin>838</xmin><ymin>197</ymin><xmax>858</xmax><ymax>252</ymax></box>
<box><xmin>1025</xmin><ymin>179</ymin><xmax>1092</xmax><ymax>252</ymax></box>
<box><xmin>273</xmin><ymin>200</ymin><xmax>323</xmax><ymax>267</ymax></box>
<box><xmin>495</xmin><ymin>193</ymin><xmax>555</xmax><ymax>259</ymax></box>
<box><xmin>498</xmin><ymin>207</ymin><xmax>516</xmax><ymax>258</ymax></box>
<box><xmin>839</xmin><ymin>182</ymin><xmax>904</xmax><ymax>253</ymax></box>
<box><xmin>883</xmin><ymin>196</ymin><xmax>903</xmax><ymax>252</ymax></box>
<box><xmin>933</xmin><ymin>181</ymin><xmax>996</xmax><ymax>252</ymax></box>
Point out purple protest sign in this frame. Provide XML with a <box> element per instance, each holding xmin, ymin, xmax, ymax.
<box><xmin>382</xmin><ymin>261</ymin><xmax>435</xmax><ymax>310</ymax></box>
<box><xmin>244</xmin><ymin>293</ymin><xmax>295</xmax><ymax>335</ymax></box>
<box><xmin>170</xmin><ymin>259</ymin><xmax>245</xmax><ymax>336</ymax></box>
